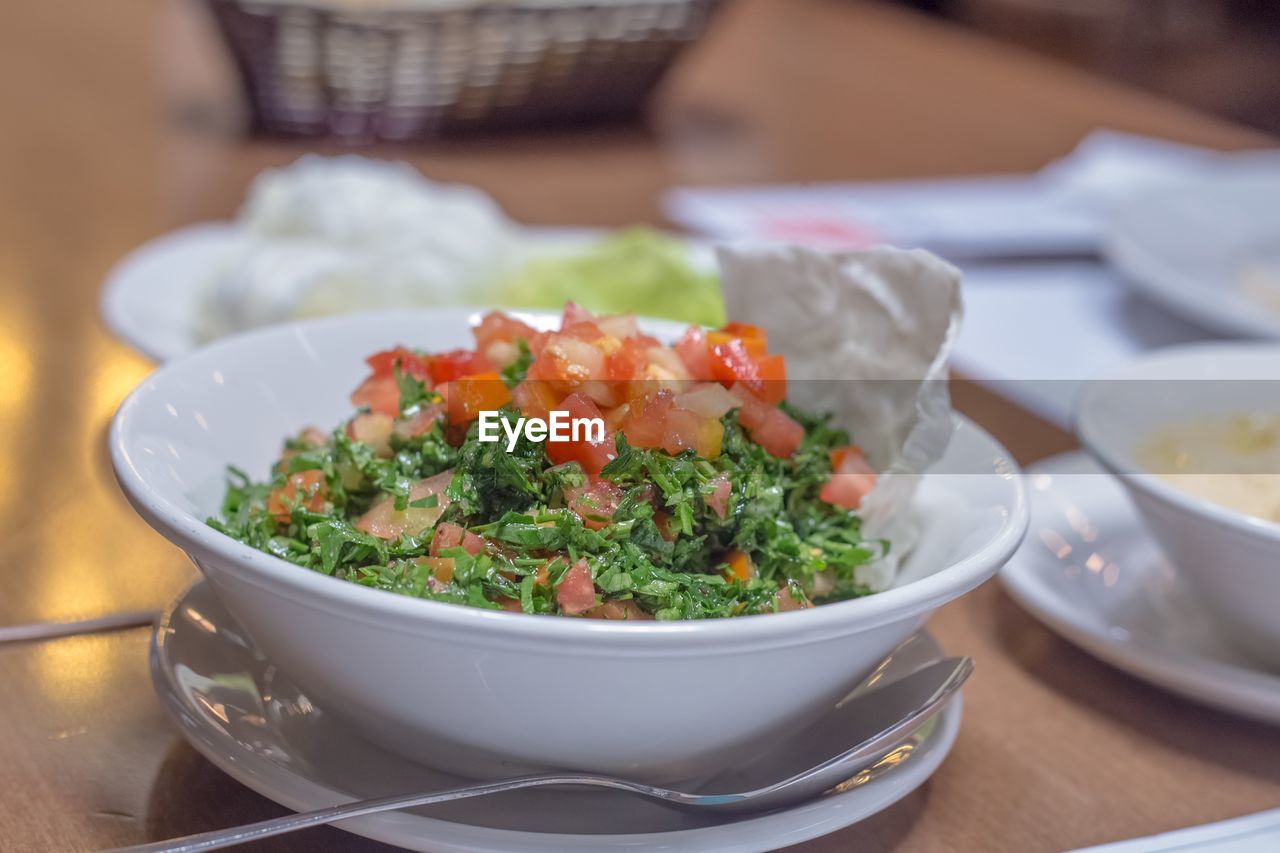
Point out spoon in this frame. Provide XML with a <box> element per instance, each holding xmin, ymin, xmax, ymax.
<box><xmin>0</xmin><ymin>610</ymin><xmax>158</xmax><ymax>643</ymax></box>
<box><xmin>114</xmin><ymin>655</ymin><xmax>971</xmax><ymax>852</ymax></box>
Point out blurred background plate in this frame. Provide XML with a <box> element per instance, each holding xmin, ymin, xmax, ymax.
<box><xmin>100</xmin><ymin>223</ymin><xmax>244</xmax><ymax>364</ymax></box>
<box><xmin>1105</xmin><ymin>176</ymin><xmax>1280</xmax><ymax>340</ymax></box>
<box><xmin>100</xmin><ymin>222</ymin><xmax>715</xmax><ymax>363</ymax></box>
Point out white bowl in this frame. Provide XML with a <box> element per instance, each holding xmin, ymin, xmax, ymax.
<box><xmin>1078</xmin><ymin>343</ymin><xmax>1280</xmax><ymax>668</ymax></box>
<box><xmin>111</xmin><ymin>308</ymin><xmax>1027</xmax><ymax>782</ymax></box>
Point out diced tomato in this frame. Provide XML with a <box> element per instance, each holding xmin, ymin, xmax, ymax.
<box><xmin>674</xmin><ymin>327</ymin><xmax>711</xmax><ymax>378</ymax></box>
<box><xmin>695</xmin><ymin>416</ymin><xmax>725</xmax><ymax>459</ymax></box>
<box><xmin>366</xmin><ymin>346</ymin><xmax>431</xmax><ymax>382</ymax></box>
<box><xmin>674</xmin><ymin>382</ymin><xmax>738</xmax><ymax>419</ymax></box>
<box><xmin>723</xmin><ymin>549</ymin><xmax>754</xmax><ymax>582</ymax></box>
<box><xmin>267</xmin><ymin>470</ymin><xmax>327</xmax><ymax>525</ymax></box>
<box><xmin>561</xmin><ymin>301</ymin><xmax>595</xmax><ymax>329</ymax></box>
<box><xmin>577</xmin><ymin>379</ymin><xmax>623</xmax><ymax>409</ymax></box>
<box><xmin>561</xmin><ymin>304</ymin><xmax>645</xmax><ymax>346</ymax></box>
<box><xmin>642</xmin><ymin>346</ymin><xmax>691</xmax><ymax>386</ymax></box>
<box><xmin>429</xmin><ymin>521</ymin><xmax>487</xmax><ymax>557</ymax></box>
<box><xmin>346</xmin><ymin>412</ymin><xmax>395</xmax><ymax>457</ymax></box>
<box><xmin>393</xmin><ymin>403</ymin><xmax>445</xmax><ymax>440</ymax></box>
<box><xmin>654</xmin><ymin>510</ymin><xmax>678</xmax><ymax>542</ymax></box>
<box><xmin>595</xmin><ymin>313</ymin><xmax>640</xmax><ymax>340</ymax></box>
<box><xmin>709</xmin><ymin>330</ymin><xmax>766</xmax><ymax>357</ymax></box>
<box><xmin>462</xmin><ymin>531</ymin><xmax>487</xmax><ymax>555</ymax></box>
<box><xmin>561</xmin><ymin>321</ymin><xmax>605</xmax><ymax>343</ymax></box>
<box><xmin>706</xmin><ymin>472</ymin><xmax>732</xmax><ymax>519</ymax></box>
<box><xmin>526</xmin><ymin>334</ymin><xmax>605</xmax><ymax>386</ymax></box>
<box><xmin>474</xmin><ymin>311</ymin><xmax>544</xmax><ymax>366</ymax></box>
<box><xmin>565</xmin><ymin>479</ymin><xmax>623</xmax><ymax>530</ymax></box>
<box><xmin>775</xmin><ymin>585</ymin><xmax>812</xmax><ymax>612</ymax></box>
<box><xmin>585</xmin><ymin>599</ymin><xmax>653</xmax><ymax>620</ymax></box>
<box><xmin>731</xmin><ymin>385</ymin><xmax>767</xmax><ymax>429</ymax></box>
<box><xmin>556</xmin><ymin>558</ymin><xmax>597</xmax><ymax>615</ymax></box>
<box><xmin>446</xmin><ymin>372</ymin><xmax>512</xmax><ymax>424</ymax></box>
<box><xmin>294</xmin><ymin>426</ymin><xmax>328</xmax><ymax>450</ymax></box>
<box><xmin>753</xmin><ymin>407</ymin><xmax>804</xmax><ymax>458</ymax></box>
<box><xmin>708</xmin><ymin>339</ymin><xmax>786</xmax><ymax>405</ymax></box>
<box><xmin>719</xmin><ymin>322</ymin><xmax>768</xmax><ymax>347</ymax></box>
<box><xmin>545</xmin><ymin>393</ymin><xmax>617</xmax><ymax>476</ymax></box>
<box><xmin>619</xmin><ymin>390</ymin><xmax>672</xmax><ymax>448</ymax></box>
<box><xmin>277</xmin><ymin>426</ymin><xmax>329</xmax><ymax>471</ymax></box>
<box><xmin>661</xmin><ymin>407</ymin><xmax>704</xmax><ymax>455</ymax></box>
<box><xmin>559</xmin><ymin>302</ymin><xmax>607</xmax><ymax>341</ymax></box>
<box><xmin>820</xmin><ymin>445</ymin><xmax>878</xmax><ymax>510</ymax></box>
<box><xmin>620</xmin><ymin>390</ymin><xmax>722</xmax><ymax>459</ymax></box>
<box><xmin>412</xmin><ymin>556</ymin><xmax>456</xmax><ymax>584</ymax></box>
<box><xmin>709</xmin><ymin>338</ymin><xmax>758</xmax><ymax>386</ymax></box>
<box><xmin>731</xmin><ymin>385</ymin><xmax>803</xmax><ymax>457</ymax></box>
<box><xmin>830</xmin><ymin>445</ymin><xmax>860</xmax><ymax>469</ymax></box>
<box><xmin>498</xmin><ymin>597</ymin><xmax>524</xmax><ymax>613</ymax></box>
<box><xmin>603</xmin><ymin>403</ymin><xmax>630</xmax><ymax>432</ymax></box>
<box><xmin>665</xmin><ymin>407</ymin><xmax>723</xmax><ymax>458</ymax></box>
<box><xmin>511</xmin><ymin>380</ymin><xmax>559</xmax><ymax>422</ymax></box>
<box><xmin>603</xmin><ymin>336</ymin><xmax>649</xmax><ymax>383</ymax></box>
<box><xmin>749</xmin><ymin>354</ymin><xmax>787</xmax><ymax>406</ymax></box>
<box><xmin>355</xmin><ymin>470</ymin><xmax>452</xmax><ymax>540</ymax></box>
<box><xmin>426</xmin><ymin>349</ymin><xmax>491</xmax><ymax>385</ymax></box>
<box><xmin>474</xmin><ymin>311</ymin><xmax>539</xmax><ymax>349</ymax></box>
<box><xmin>351</xmin><ymin>375</ymin><xmax>401</xmax><ymax>417</ymax></box>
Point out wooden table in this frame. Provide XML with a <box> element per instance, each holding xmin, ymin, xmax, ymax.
<box><xmin>1</xmin><ymin>0</ymin><xmax>1276</xmax><ymax>850</ymax></box>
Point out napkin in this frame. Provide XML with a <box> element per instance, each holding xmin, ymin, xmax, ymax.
<box><xmin>718</xmin><ymin>245</ymin><xmax>963</xmax><ymax>589</ymax></box>
<box><xmin>667</xmin><ymin>130</ymin><xmax>1280</xmax><ymax>259</ymax></box>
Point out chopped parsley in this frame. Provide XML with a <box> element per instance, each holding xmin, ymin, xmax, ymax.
<box><xmin>210</xmin><ymin>405</ymin><xmax>881</xmax><ymax>620</ymax></box>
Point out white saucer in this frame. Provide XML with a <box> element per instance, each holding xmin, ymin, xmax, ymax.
<box><xmin>100</xmin><ymin>224</ymin><xmax>714</xmax><ymax>363</ymax></box>
<box><xmin>1105</xmin><ymin>176</ymin><xmax>1280</xmax><ymax>340</ymax></box>
<box><xmin>150</xmin><ymin>582</ymin><xmax>962</xmax><ymax>852</ymax></box>
<box><xmin>1000</xmin><ymin>451</ymin><xmax>1280</xmax><ymax>724</ymax></box>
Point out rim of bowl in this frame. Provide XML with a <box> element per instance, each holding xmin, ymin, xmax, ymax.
<box><xmin>1076</xmin><ymin>341</ymin><xmax>1280</xmax><ymax>542</ymax></box>
<box><xmin>110</xmin><ymin>308</ymin><xmax>1030</xmax><ymax>644</ymax></box>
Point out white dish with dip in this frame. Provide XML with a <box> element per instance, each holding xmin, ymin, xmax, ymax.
<box><xmin>1105</xmin><ymin>176</ymin><xmax>1280</xmax><ymax>340</ymax></box>
<box><xmin>1137</xmin><ymin>412</ymin><xmax>1280</xmax><ymax>524</ymax></box>
<box><xmin>1077</xmin><ymin>343</ymin><xmax>1280</xmax><ymax>669</ymax></box>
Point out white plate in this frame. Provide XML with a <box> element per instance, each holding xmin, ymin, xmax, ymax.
<box><xmin>100</xmin><ymin>223</ymin><xmax>243</xmax><ymax>363</ymax></box>
<box><xmin>1105</xmin><ymin>177</ymin><xmax>1280</xmax><ymax>340</ymax></box>
<box><xmin>1000</xmin><ymin>451</ymin><xmax>1280</xmax><ymax>724</ymax></box>
<box><xmin>100</xmin><ymin>223</ymin><xmax>715</xmax><ymax>363</ymax></box>
<box><xmin>151</xmin><ymin>581</ymin><xmax>962</xmax><ymax>853</ymax></box>
<box><xmin>1072</xmin><ymin>807</ymin><xmax>1280</xmax><ymax>853</ymax></box>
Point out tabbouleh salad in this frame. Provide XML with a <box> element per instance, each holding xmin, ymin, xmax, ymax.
<box><xmin>210</xmin><ymin>304</ymin><xmax>884</xmax><ymax>620</ymax></box>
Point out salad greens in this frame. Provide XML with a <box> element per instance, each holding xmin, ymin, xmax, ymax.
<box><xmin>494</xmin><ymin>229</ymin><xmax>725</xmax><ymax>327</ymax></box>
<box><xmin>212</xmin><ymin>407</ymin><xmax>881</xmax><ymax>620</ymax></box>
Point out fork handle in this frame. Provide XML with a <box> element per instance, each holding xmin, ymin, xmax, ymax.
<box><xmin>106</xmin><ymin>773</ymin><xmax>667</xmax><ymax>853</ymax></box>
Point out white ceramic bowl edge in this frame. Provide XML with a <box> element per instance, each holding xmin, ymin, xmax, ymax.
<box><xmin>1077</xmin><ymin>342</ymin><xmax>1280</xmax><ymax>668</ymax></box>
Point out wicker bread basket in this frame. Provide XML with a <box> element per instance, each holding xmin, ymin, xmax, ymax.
<box><xmin>204</xmin><ymin>0</ymin><xmax>723</xmax><ymax>140</ymax></box>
